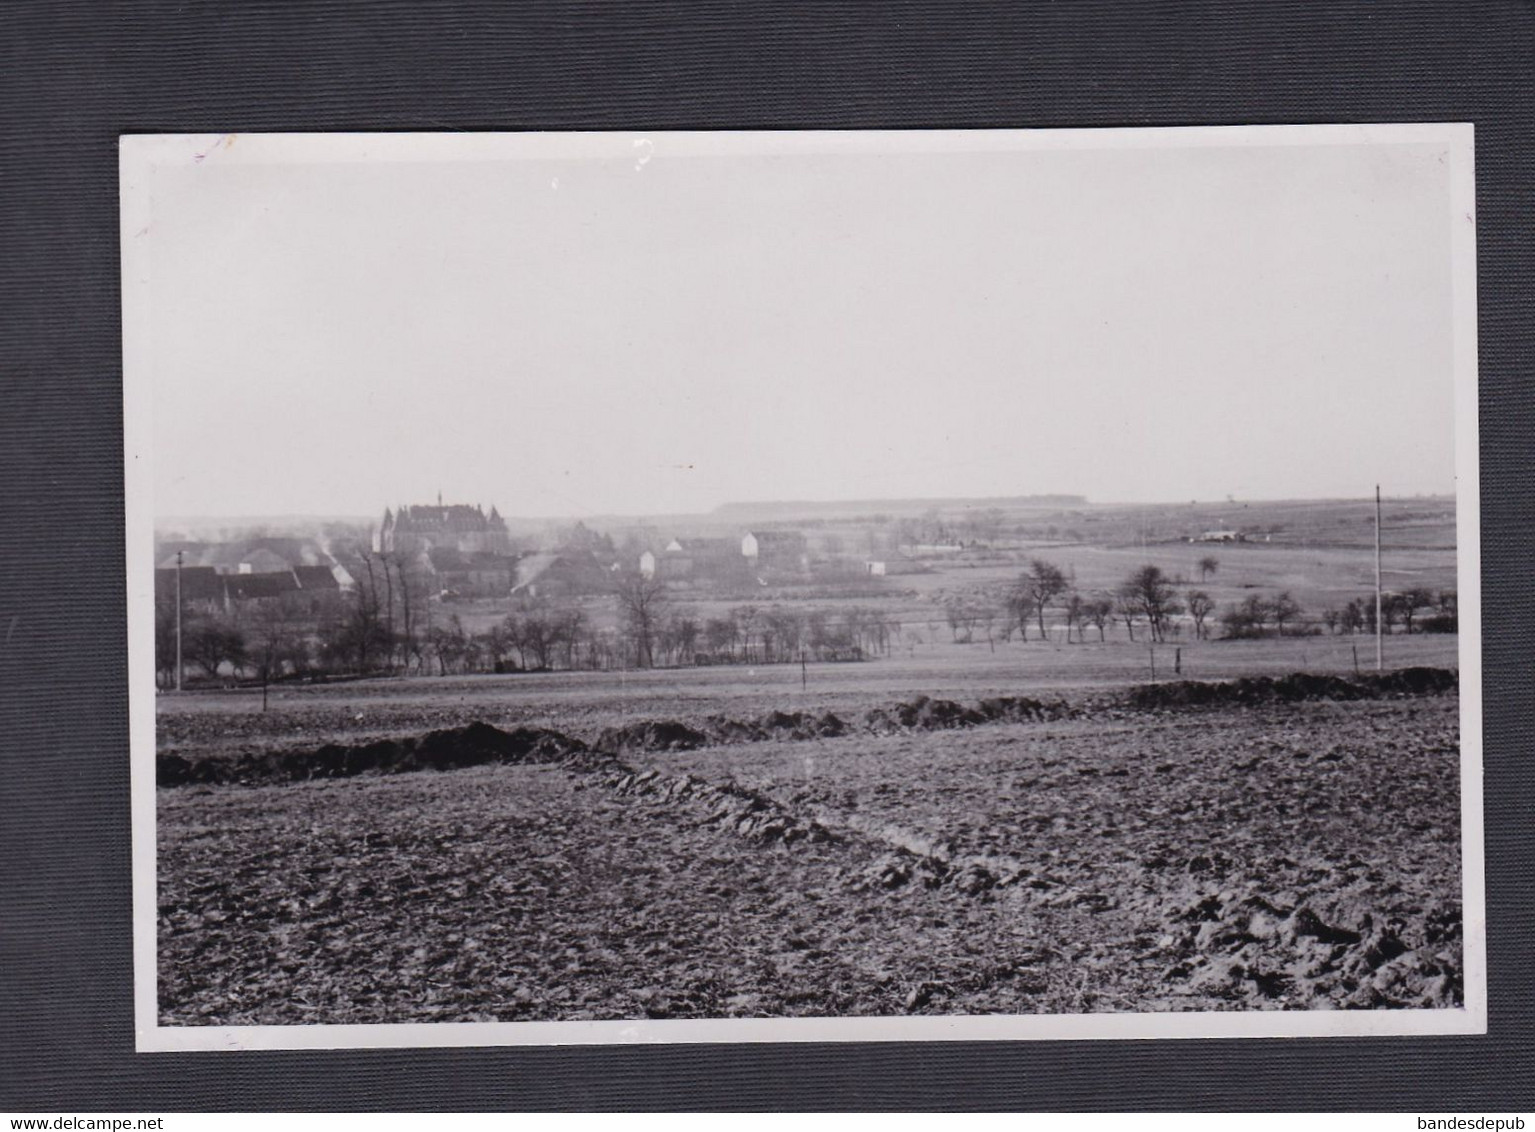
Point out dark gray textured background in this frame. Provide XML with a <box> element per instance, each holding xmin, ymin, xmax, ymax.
<box><xmin>2</xmin><ymin>0</ymin><xmax>1531</xmax><ymax>1112</ymax></box>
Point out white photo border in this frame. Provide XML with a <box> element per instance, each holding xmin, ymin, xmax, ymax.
<box><xmin>121</xmin><ymin>123</ymin><xmax>1484</xmax><ymax>1051</ymax></box>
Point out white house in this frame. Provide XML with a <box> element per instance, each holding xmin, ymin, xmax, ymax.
<box><xmin>741</xmin><ymin>530</ymin><xmax>809</xmax><ymax>571</ymax></box>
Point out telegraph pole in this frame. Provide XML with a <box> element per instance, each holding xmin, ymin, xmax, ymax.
<box><xmin>1374</xmin><ymin>485</ymin><xmax>1384</xmax><ymax>673</ymax></box>
<box><xmin>175</xmin><ymin>549</ymin><xmax>184</xmax><ymax>691</ymax></box>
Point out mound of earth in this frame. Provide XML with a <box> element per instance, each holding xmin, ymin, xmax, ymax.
<box><xmin>156</xmin><ymin>722</ymin><xmax>583</xmax><ymax>787</ymax></box>
<box><xmin>757</xmin><ymin>709</ymin><xmax>848</xmax><ymax>739</ymax></box>
<box><xmin>696</xmin><ymin>710</ymin><xmax>849</xmax><ymax>744</ymax></box>
<box><xmin>864</xmin><ymin>696</ymin><xmax>985</xmax><ymax>731</ymax></box>
<box><xmin>975</xmin><ymin>696</ymin><xmax>1066</xmax><ymax>723</ymax></box>
<box><xmin>1129</xmin><ymin>667</ymin><xmax>1456</xmax><ymax>710</ymax></box>
<box><xmin>593</xmin><ymin>719</ymin><xmax>710</xmax><ymax>754</ymax></box>
<box><xmin>1363</xmin><ymin>666</ymin><xmax>1459</xmax><ymax>697</ymax></box>
<box><xmin>158</xmin><ymin>668</ymin><xmax>1455</xmax><ymax>790</ymax></box>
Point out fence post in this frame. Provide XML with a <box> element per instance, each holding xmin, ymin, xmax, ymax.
<box><xmin>1175</xmin><ymin>647</ymin><xmax>1181</xmax><ymax>676</ymax></box>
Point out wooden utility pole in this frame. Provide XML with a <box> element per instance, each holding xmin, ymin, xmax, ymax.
<box><xmin>174</xmin><ymin>549</ymin><xmax>184</xmax><ymax>692</ymax></box>
<box><xmin>1374</xmin><ymin>485</ymin><xmax>1384</xmax><ymax>673</ymax></box>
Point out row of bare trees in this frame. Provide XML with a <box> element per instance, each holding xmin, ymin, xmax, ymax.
<box><xmin>1009</xmin><ymin>560</ymin><xmax>1459</xmax><ymax>642</ymax></box>
<box><xmin>615</xmin><ymin>576</ymin><xmax>893</xmax><ymax>668</ymax></box>
<box><xmin>1217</xmin><ymin>592</ymin><xmax>1307</xmax><ymax>639</ymax></box>
<box><xmin>935</xmin><ymin>559</ymin><xmax>1362</xmax><ymax>646</ymax></box>
<box><xmin>1321</xmin><ymin>589</ymin><xmax>1457</xmax><ymax>636</ymax></box>
<box><xmin>938</xmin><ymin>560</ymin><xmax>1202</xmax><ymax>646</ymax></box>
<box><xmin>156</xmin><ymin>555</ymin><xmax>1460</xmax><ymax>689</ymax></box>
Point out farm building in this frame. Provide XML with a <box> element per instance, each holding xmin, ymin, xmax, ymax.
<box><xmin>156</xmin><ymin>536</ymin><xmax>341</xmax><ymax>576</ymax></box>
<box><xmin>1195</xmin><ymin>530</ymin><xmax>1245</xmax><ymax>543</ymax></box>
<box><xmin>155</xmin><ymin>561</ymin><xmax>352</xmax><ymax>615</ymax></box>
<box><xmin>742</xmin><ymin>530</ymin><xmax>809</xmax><ymax>572</ymax></box>
<box><xmin>152</xmin><ymin>566</ymin><xmax>226</xmax><ymax>614</ymax></box>
<box><xmin>232</xmin><ymin>548</ymin><xmax>291</xmax><ymax>575</ymax></box>
<box><xmin>657</xmin><ymin>536</ymin><xmax>745</xmax><ymax>581</ymax></box>
<box><xmin>222</xmin><ymin>572</ymin><xmax>301</xmax><ymax>604</ymax></box>
<box><xmin>427</xmin><ymin>547</ymin><xmax>516</xmax><ymax>598</ymax></box>
<box><xmin>511</xmin><ymin>551</ymin><xmax>610</xmax><ymax>598</ymax></box>
<box><xmin>291</xmin><ymin>565</ymin><xmax>342</xmax><ymax>593</ymax></box>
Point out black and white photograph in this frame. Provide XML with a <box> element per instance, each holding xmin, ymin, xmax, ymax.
<box><xmin>121</xmin><ymin>126</ymin><xmax>1483</xmax><ymax>1050</ymax></box>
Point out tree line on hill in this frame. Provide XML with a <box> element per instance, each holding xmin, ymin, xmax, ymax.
<box><xmin>937</xmin><ymin>560</ymin><xmax>1457</xmax><ymax>647</ymax></box>
<box><xmin>154</xmin><ymin>567</ymin><xmax>901</xmax><ymax>688</ymax></box>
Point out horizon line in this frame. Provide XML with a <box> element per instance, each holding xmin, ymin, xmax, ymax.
<box><xmin>153</xmin><ymin>488</ymin><xmax>1457</xmax><ymax>529</ymax></box>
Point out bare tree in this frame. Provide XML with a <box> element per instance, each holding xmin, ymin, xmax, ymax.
<box><xmin>1380</xmin><ymin>593</ymin><xmax>1403</xmax><ymax>635</ymax></box>
<box><xmin>764</xmin><ymin>608</ymin><xmax>802</xmax><ymax>663</ymax></box>
<box><xmin>1397</xmin><ymin>587</ymin><xmax>1435</xmax><ymax>634</ymax></box>
<box><xmin>1023</xmin><ymin>560</ymin><xmax>1069</xmax><ymax>639</ymax></box>
<box><xmin>1119</xmin><ymin>565</ymin><xmax>1183</xmax><ymax>642</ymax></box>
<box><xmin>1270</xmin><ymin>591</ymin><xmax>1302</xmax><ymax>636</ymax></box>
<box><xmin>1198</xmin><ymin>555</ymin><xmax>1219</xmax><ymax>582</ymax></box>
<box><xmin>703</xmin><ymin>617</ymin><xmax>735</xmax><ymax>662</ymax></box>
<box><xmin>428</xmin><ymin>614</ymin><xmax>470</xmax><ymax>675</ymax></box>
<box><xmin>393</xmin><ymin>552</ymin><xmax>433</xmax><ymax>675</ymax></box>
<box><xmin>1114</xmin><ymin>590</ymin><xmax>1142</xmax><ymax>642</ymax></box>
<box><xmin>336</xmin><ymin>551</ymin><xmax>392</xmax><ymax>673</ymax></box>
<box><xmin>1063</xmin><ymin>591</ymin><xmax>1085</xmax><ymax>643</ymax></box>
<box><xmin>943</xmin><ymin>595</ymin><xmax>976</xmax><ymax>643</ymax></box>
<box><xmin>379</xmin><ymin>552</ymin><xmax>395</xmax><ymax>669</ymax></box>
<box><xmin>248</xmin><ymin>595</ymin><xmax>306</xmax><ymax>709</ymax></box>
<box><xmin>1340</xmin><ymin>598</ymin><xmax>1366</xmax><ymax>635</ymax></box>
<box><xmin>1084</xmin><ymin>595</ymin><xmax>1114</xmax><ymax>642</ymax></box>
<box><xmin>552</xmin><ymin>605</ymin><xmax>586</xmax><ymax>669</ymax></box>
<box><xmin>483</xmin><ymin>621</ymin><xmax>517</xmax><ymax>671</ymax></box>
<box><xmin>616</xmin><ymin>574</ymin><xmax>670</xmax><ymax>668</ymax></box>
<box><xmin>186</xmin><ymin>615</ymin><xmax>246</xmax><ymax>680</ymax></box>
<box><xmin>976</xmin><ymin>603</ymin><xmax>1000</xmax><ymax>652</ymax></box>
<box><xmin>510</xmin><ymin>607</ymin><xmax>558</xmax><ymax>669</ymax></box>
<box><xmin>1004</xmin><ymin>586</ymin><xmax>1035</xmax><ymax>642</ymax></box>
<box><xmin>660</xmin><ymin>611</ymin><xmax>701</xmax><ymax>666</ymax></box>
<box><xmin>1186</xmin><ymin>589</ymin><xmax>1215</xmax><ymax>640</ymax></box>
<box><xmin>1221</xmin><ymin>594</ymin><xmax>1274</xmax><ymax>639</ymax></box>
<box><xmin>733</xmin><ymin>604</ymin><xmax>761</xmax><ymax>663</ymax></box>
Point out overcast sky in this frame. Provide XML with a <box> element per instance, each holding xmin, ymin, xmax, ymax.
<box><xmin>138</xmin><ymin>130</ymin><xmax>1462</xmax><ymax>521</ymax></box>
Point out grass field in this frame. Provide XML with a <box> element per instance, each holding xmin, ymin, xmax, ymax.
<box><xmin>157</xmin><ymin>632</ymin><xmax>1459</xmax><ymax>758</ymax></box>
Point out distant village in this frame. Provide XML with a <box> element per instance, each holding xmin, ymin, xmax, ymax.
<box><xmin>152</xmin><ymin>494</ymin><xmax>920</xmax><ymax>685</ymax></box>
<box><xmin>154</xmin><ymin>491</ymin><xmax>1281</xmax><ymax>618</ymax></box>
<box><xmin>155</xmin><ymin>495</ymin><xmax>867</xmax><ymax>614</ymax></box>
<box><xmin>151</xmin><ymin>493</ymin><xmax>1455</xmax><ymax>688</ymax></box>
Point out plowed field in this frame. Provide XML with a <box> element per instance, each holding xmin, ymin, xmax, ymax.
<box><xmin>157</xmin><ymin>689</ymin><xmax>1462</xmax><ymax>1023</ymax></box>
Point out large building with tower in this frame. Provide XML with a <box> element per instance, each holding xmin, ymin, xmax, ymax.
<box><xmin>375</xmin><ymin>496</ymin><xmax>511</xmax><ymax>556</ymax></box>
